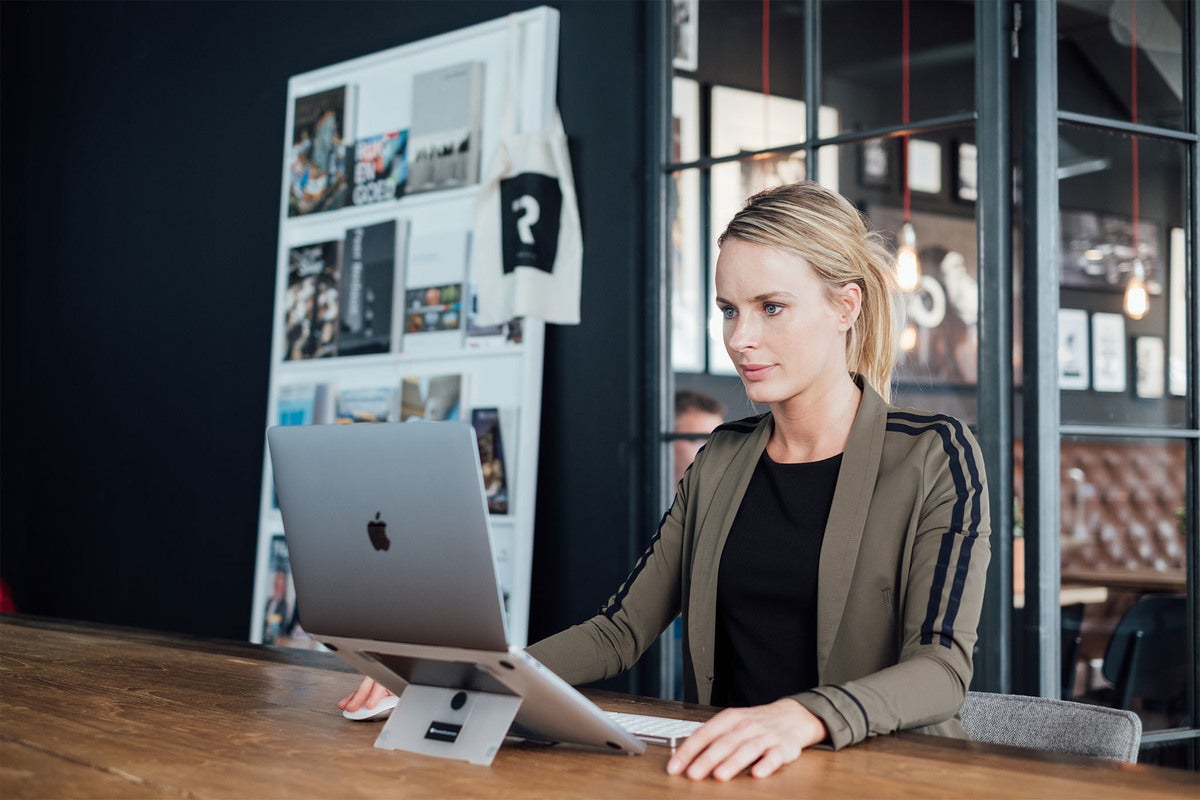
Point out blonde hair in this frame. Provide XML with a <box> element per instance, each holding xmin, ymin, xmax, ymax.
<box><xmin>718</xmin><ymin>181</ymin><xmax>900</xmax><ymax>402</ymax></box>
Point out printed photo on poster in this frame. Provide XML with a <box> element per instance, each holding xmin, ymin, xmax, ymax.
<box><xmin>348</xmin><ymin>129</ymin><xmax>408</xmax><ymax>207</ymax></box>
<box><xmin>405</xmin><ymin>283</ymin><xmax>463</xmax><ymax>333</ymax></box>
<box><xmin>956</xmin><ymin>142</ymin><xmax>977</xmax><ymax>202</ymax></box>
<box><xmin>404</xmin><ymin>230</ymin><xmax>469</xmax><ymax>353</ymax></box>
<box><xmin>262</xmin><ymin>535</ymin><xmax>318</xmax><ymax>649</ymax></box>
<box><xmin>1057</xmin><ymin>308</ymin><xmax>1090</xmax><ymax>390</ymax></box>
<box><xmin>471</xmin><ymin>407</ymin><xmax>510</xmax><ymax>515</ymax></box>
<box><xmin>873</xmin><ymin>208</ymin><xmax>978</xmax><ymax>386</ymax></box>
<box><xmin>1091</xmin><ymin>312</ymin><xmax>1127</xmax><ymax>393</ymax></box>
<box><xmin>1135</xmin><ymin>336</ymin><xmax>1165</xmax><ymax>399</ymax></box>
<box><xmin>287</xmin><ymin>86</ymin><xmax>354</xmax><ymax>217</ymax></box>
<box><xmin>1060</xmin><ymin>209</ymin><xmax>1163</xmax><ymax>294</ymax></box>
<box><xmin>335</xmin><ymin>386</ymin><xmax>398</xmax><ymax>424</ymax></box>
<box><xmin>407</xmin><ymin>62</ymin><xmax>484</xmax><ymax>194</ymax></box>
<box><xmin>859</xmin><ymin>138</ymin><xmax>893</xmax><ymax>189</ymax></box>
<box><xmin>1168</xmin><ymin>227</ymin><xmax>1187</xmax><ymax>396</ymax></box>
<box><xmin>906</xmin><ymin>139</ymin><xmax>942</xmax><ymax>195</ymax></box>
<box><xmin>399</xmin><ymin>373</ymin><xmax>462</xmax><ymax>421</ymax></box>
<box><xmin>283</xmin><ymin>240</ymin><xmax>341</xmax><ymax>360</ymax></box>
<box><xmin>672</xmin><ymin>0</ymin><xmax>699</xmax><ymax>71</ymax></box>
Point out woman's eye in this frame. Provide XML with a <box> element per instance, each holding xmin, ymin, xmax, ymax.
<box><xmin>721</xmin><ymin>306</ymin><xmax>736</xmax><ymax>319</ymax></box>
<box><xmin>764</xmin><ymin>303</ymin><xmax>783</xmax><ymax>316</ymax></box>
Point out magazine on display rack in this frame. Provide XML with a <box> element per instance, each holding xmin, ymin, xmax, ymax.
<box><xmin>287</xmin><ymin>85</ymin><xmax>356</xmax><ymax>217</ymax></box>
<box><xmin>407</xmin><ymin>62</ymin><xmax>484</xmax><ymax>193</ymax></box>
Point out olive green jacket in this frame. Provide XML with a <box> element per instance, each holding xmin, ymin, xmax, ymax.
<box><xmin>527</xmin><ymin>380</ymin><xmax>991</xmax><ymax>749</ymax></box>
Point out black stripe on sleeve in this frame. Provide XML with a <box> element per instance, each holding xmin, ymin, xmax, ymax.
<box><xmin>606</xmin><ymin>418</ymin><xmax>763</xmax><ymax>618</ymax></box>
<box><xmin>886</xmin><ymin>412</ymin><xmax>983</xmax><ymax>648</ymax></box>
<box><xmin>603</xmin><ymin>507</ymin><xmax>671</xmax><ymax>620</ymax></box>
<box><xmin>938</xmin><ymin>417</ymin><xmax>984</xmax><ymax>641</ymax></box>
<box><xmin>829</xmin><ymin>684</ymin><xmax>870</xmax><ymax>733</ymax></box>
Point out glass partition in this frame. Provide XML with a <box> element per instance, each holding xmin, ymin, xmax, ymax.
<box><xmin>1055</xmin><ymin>436</ymin><xmax>1190</xmax><ymax>733</ymax></box>
<box><xmin>1057</xmin><ymin>125</ymin><xmax>1190</xmax><ymax>428</ymax></box>
<box><xmin>1058</xmin><ymin>0</ymin><xmax>1185</xmax><ymax>130</ymax></box>
<box><xmin>821</xmin><ymin>0</ymin><xmax>975</xmax><ymax>134</ymax></box>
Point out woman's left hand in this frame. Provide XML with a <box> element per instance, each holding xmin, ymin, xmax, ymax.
<box><xmin>665</xmin><ymin>698</ymin><xmax>827</xmax><ymax>781</ymax></box>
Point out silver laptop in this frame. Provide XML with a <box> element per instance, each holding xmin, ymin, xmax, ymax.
<box><xmin>267</xmin><ymin>421</ymin><xmax>647</xmax><ymax>764</ymax></box>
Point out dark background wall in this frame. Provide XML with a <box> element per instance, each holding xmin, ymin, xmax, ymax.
<box><xmin>0</xmin><ymin>0</ymin><xmax>650</xmax><ymax>690</ymax></box>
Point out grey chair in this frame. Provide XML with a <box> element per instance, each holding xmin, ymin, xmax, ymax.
<box><xmin>959</xmin><ymin>691</ymin><xmax>1142</xmax><ymax>763</ymax></box>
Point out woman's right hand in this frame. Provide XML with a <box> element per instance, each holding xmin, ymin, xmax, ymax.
<box><xmin>338</xmin><ymin>675</ymin><xmax>396</xmax><ymax>713</ymax></box>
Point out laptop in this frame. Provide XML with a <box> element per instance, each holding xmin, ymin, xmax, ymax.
<box><xmin>267</xmin><ymin>421</ymin><xmax>651</xmax><ymax>764</ymax></box>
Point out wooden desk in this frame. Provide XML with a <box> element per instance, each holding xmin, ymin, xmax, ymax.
<box><xmin>1013</xmin><ymin>584</ymin><xmax>1109</xmax><ymax>610</ymax></box>
<box><xmin>2</xmin><ymin>616</ymin><xmax>1195</xmax><ymax>799</ymax></box>
<box><xmin>1061</xmin><ymin>568</ymin><xmax>1188</xmax><ymax>594</ymax></box>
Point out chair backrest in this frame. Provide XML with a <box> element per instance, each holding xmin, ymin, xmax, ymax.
<box><xmin>960</xmin><ymin>691</ymin><xmax>1142</xmax><ymax>763</ymax></box>
<box><xmin>1061</xmin><ymin>602</ymin><xmax>1085</xmax><ymax>698</ymax></box>
<box><xmin>1101</xmin><ymin>594</ymin><xmax>1188</xmax><ymax>709</ymax></box>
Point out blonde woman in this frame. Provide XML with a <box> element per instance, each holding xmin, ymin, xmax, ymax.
<box><xmin>342</xmin><ymin>182</ymin><xmax>990</xmax><ymax>782</ymax></box>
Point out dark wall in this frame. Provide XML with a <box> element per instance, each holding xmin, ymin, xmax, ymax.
<box><xmin>0</xmin><ymin>0</ymin><xmax>649</xmax><ymax>684</ymax></box>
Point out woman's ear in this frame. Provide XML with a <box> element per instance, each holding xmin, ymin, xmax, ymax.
<box><xmin>836</xmin><ymin>282</ymin><xmax>863</xmax><ymax>332</ymax></box>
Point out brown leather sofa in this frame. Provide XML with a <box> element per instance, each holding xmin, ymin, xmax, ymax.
<box><xmin>1013</xmin><ymin>439</ymin><xmax>1188</xmax><ymax>681</ymax></box>
<box><xmin>1013</xmin><ymin>438</ymin><xmax>1187</xmax><ymax>576</ymax></box>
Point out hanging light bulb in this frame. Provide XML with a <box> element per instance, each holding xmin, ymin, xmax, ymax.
<box><xmin>896</xmin><ymin>221</ymin><xmax>921</xmax><ymax>292</ymax></box>
<box><xmin>1123</xmin><ymin>4</ymin><xmax>1148</xmax><ymax>323</ymax></box>
<box><xmin>1124</xmin><ymin>258</ymin><xmax>1149</xmax><ymax>320</ymax></box>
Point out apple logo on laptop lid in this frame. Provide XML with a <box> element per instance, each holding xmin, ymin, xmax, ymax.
<box><xmin>367</xmin><ymin>512</ymin><xmax>390</xmax><ymax>551</ymax></box>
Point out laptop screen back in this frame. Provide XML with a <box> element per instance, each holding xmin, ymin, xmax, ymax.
<box><xmin>267</xmin><ymin>421</ymin><xmax>510</xmax><ymax>652</ymax></box>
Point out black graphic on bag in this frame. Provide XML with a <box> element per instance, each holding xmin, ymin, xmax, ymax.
<box><xmin>499</xmin><ymin>172</ymin><xmax>561</xmax><ymax>275</ymax></box>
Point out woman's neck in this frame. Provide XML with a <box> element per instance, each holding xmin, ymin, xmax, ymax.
<box><xmin>767</xmin><ymin>374</ymin><xmax>862</xmax><ymax>464</ymax></box>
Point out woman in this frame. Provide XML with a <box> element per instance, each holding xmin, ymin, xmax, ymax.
<box><xmin>341</xmin><ymin>181</ymin><xmax>990</xmax><ymax>781</ymax></box>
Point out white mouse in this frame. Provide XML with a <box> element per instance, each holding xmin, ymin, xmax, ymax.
<box><xmin>342</xmin><ymin>694</ymin><xmax>399</xmax><ymax>721</ymax></box>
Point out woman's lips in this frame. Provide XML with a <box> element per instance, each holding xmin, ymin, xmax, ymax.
<box><xmin>739</xmin><ymin>363</ymin><xmax>774</xmax><ymax>381</ymax></box>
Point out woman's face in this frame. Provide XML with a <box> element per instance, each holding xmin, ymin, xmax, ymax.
<box><xmin>715</xmin><ymin>238</ymin><xmax>857</xmax><ymax>408</ymax></box>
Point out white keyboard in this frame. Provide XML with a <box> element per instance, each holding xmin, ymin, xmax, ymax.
<box><xmin>605</xmin><ymin>710</ymin><xmax>703</xmax><ymax>746</ymax></box>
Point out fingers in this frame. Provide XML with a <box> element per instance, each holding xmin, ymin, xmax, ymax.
<box><xmin>665</xmin><ymin>700</ymin><xmax>816</xmax><ymax>781</ymax></box>
<box><xmin>365</xmin><ymin>682</ymin><xmax>394</xmax><ymax>709</ymax></box>
<box><xmin>665</xmin><ymin>709</ymin><xmax>738</xmax><ymax>776</ymax></box>
<box><xmin>667</xmin><ymin>709</ymin><xmax>755</xmax><ymax>781</ymax></box>
<box><xmin>698</xmin><ymin>731</ymin><xmax>771</xmax><ymax>782</ymax></box>
<box><xmin>749</xmin><ymin>747</ymin><xmax>786</xmax><ymax>779</ymax></box>
<box><xmin>338</xmin><ymin>676</ymin><xmax>393</xmax><ymax>711</ymax></box>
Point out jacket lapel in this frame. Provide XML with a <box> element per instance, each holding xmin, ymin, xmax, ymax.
<box><xmin>688</xmin><ymin>414</ymin><xmax>771</xmax><ymax>704</ymax></box>
<box><xmin>815</xmin><ymin>379</ymin><xmax>888</xmax><ymax>677</ymax></box>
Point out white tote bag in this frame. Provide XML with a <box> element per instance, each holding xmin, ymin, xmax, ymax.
<box><xmin>471</xmin><ymin>17</ymin><xmax>582</xmax><ymax>326</ymax></box>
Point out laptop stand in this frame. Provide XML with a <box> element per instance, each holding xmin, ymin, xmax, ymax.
<box><xmin>373</xmin><ymin>685</ymin><xmax>523</xmax><ymax>766</ymax></box>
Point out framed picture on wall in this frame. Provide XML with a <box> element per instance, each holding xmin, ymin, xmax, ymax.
<box><xmin>1135</xmin><ymin>336</ymin><xmax>1165</xmax><ymax>399</ymax></box>
<box><xmin>858</xmin><ymin>137</ymin><xmax>892</xmax><ymax>189</ymax></box>
<box><xmin>672</xmin><ymin>0</ymin><xmax>699</xmax><ymax>71</ymax></box>
<box><xmin>955</xmin><ymin>142</ymin><xmax>977</xmax><ymax>203</ymax></box>
<box><xmin>1059</xmin><ymin>209</ymin><xmax>1163</xmax><ymax>294</ymax></box>
<box><xmin>1168</xmin><ymin>226</ymin><xmax>1187</xmax><ymax>396</ymax></box>
<box><xmin>1057</xmin><ymin>308</ymin><xmax>1089</xmax><ymax>390</ymax></box>
<box><xmin>1091</xmin><ymin>312</ymin><xmax>1127</xmax><ymax>393</ymax></box>
<box><xmin>872</xmin><ymin>207</ymin><xmax>978</xmax><ymax>386</ymax></box>
<box><xmin>907</xmin><ymin>138</ymin><xmax>942</xmax><ymax>195</ymax></box>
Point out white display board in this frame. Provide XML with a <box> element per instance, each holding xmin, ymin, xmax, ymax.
<box><xmin>251</xmin><ymin>7</ymin><xmax>559</xmax><ymax>649</ymax></box>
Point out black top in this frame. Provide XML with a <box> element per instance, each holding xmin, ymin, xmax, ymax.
<box><xmin>711</xmin><ymin>450</ymin><xmax>843</xmax><ymax>708</ymax></box>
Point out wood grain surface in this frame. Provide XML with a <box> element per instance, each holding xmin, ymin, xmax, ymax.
<box><xmin>2</xmin><ymin>616</ymin><xmax>1195</xmax><ymax>798</ymax></box>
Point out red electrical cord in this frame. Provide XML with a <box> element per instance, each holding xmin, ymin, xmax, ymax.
<box><xmin>762</xmin><ymin>0</ymin><xmax>770</xmax><ymax>99</ymax></box>
<box><xmin>760</xmin><ymin>0</ymin><xmax>770</xmax><ymax>150</ymax></box>
<box><xmin>902</xmin><ymin>0</ymin><xmax>911</xmax><ymax>223</ymax></box>
<box><xmin>1131</xmin><ymin>0</ymin><xmax>1140</xmax><ymax>252</ymax></box>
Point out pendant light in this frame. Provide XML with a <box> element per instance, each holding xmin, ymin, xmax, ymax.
<box><xmin>1124</xmin><ymin>259</ymin><xmax>1149</xmax><ymax>320</ymax></box>
<box><xmin>896</xmin><ymin>0</ymin><xmax>920</xmax><ymax>292</ymax></box>
<box><xmin>1123</xmin><ymin>0</ymin><xmax>1148</xmax><ymax>320</ymax></box>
